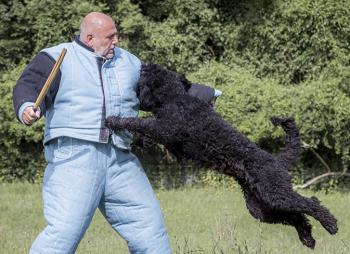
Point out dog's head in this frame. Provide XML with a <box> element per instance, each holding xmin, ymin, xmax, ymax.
<box><xmin>137</xmin><ymin>63</ymin><xmax>192</xmax><ymax>111</ymax></box>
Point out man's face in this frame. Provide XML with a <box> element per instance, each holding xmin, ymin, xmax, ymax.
<box><xmin>91</xmin><ymin>21</ymin><xmax>118</xmax><ymax>59</ymax></box>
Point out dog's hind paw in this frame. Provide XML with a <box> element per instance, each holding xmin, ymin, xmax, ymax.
<box><xmin>321</xmin><ymin>216</ymin><xmax>338</xmax><ymax>235</ymax></box>
<box><xmin>301</xmin><ymin>235</ymin><xmax>316</xmax><ymax>249</ymax></box>
<box><xmin>310</xmin><ymin>196</ymin><xmax>338</xmax><ymax>235</ymax></box>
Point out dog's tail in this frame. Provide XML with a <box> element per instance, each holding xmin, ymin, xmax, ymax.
<box><xmin>271</xmin><ymin>117</ymin><xmax>302</xmax><ymax>167</ymax></box>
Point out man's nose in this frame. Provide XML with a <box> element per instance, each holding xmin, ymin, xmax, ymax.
<box><xmin>112</xmin><ymin>35</ymin><xmax>118</xmax><ymax>45</ymax></box>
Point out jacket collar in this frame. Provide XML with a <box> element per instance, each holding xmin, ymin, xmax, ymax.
<box><xmin>74</xmin><ymin>35</ymin><xmax>95</xmax><ymax>53</ymax></box>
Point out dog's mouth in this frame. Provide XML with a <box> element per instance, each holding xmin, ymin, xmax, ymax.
<box><xmin>136</xmin><ymin>84</ymin><xmax>157</xmax><ymax>111</ymax></box>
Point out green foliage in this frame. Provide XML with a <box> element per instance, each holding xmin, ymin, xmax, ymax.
<box><xmin>230</xmin><ymin>0</ymin><xmax>350</xmax><ymax>84</ymax></box>
<box><xmin>0</xmin><ymin>0</ymin><xmax>349</xmax><ymax>186</ymax></box>
<box><xmin>27</xmin><ymin>0</ymin><xmax>106</xmax><ymax>53</ymax></box>
<box><xmin>0</xmin><ymin>0</ymin><xmax>105</xmax><ymax>76</ymax></box>
<box><xmin>0</xmin><ymin>65</ymin><xmax>45</xmax><ymax>182</ymax></box>
<box><xmin>0</xmin><ymin>0</ymin><xmax>33</xmax><ymax>74</ymax></box>
<box><xmin>118</xmin><ymin>0</ymin><xmax>222</xmax><ymax>73</ymax></box>
<box><xmin>189</xmin><ymin>60</ymin><xmax>350</xmax><ymax>172</ymax></box>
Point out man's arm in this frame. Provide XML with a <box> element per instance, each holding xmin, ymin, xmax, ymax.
<box><xmin>13</xmin><ymin>52</ymin><xmax>61</xmax><ymax>125</ymax></box>
<box><xmin>188</xmin><ymin>83</ymin><xmax>222</xmax><ymax>107</ymax></box>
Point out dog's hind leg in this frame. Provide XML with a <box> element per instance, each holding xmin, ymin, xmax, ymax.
<box><xmin>265</xmin><ymin>210</ymin><xmax>315</xmax><ymax>249</ymax></box>
<box><xmin>284</xmin><ymin>212</ymin><xmax>315</xmax><ymax>249</ymax></box>
<box><xmin>244</xmin><ymin>190</ymin><xmax>316</xmax><ymax>248</ymax></box>
<box><xmin>265</xmin><ymin>191</ymin><xmax>337</xmax><ymax>236</ymax></box>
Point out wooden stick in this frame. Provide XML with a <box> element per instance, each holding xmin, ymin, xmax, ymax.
<box><xmin>34</xmin><ymin>48</ymin><xmax>67</xmax><ymax>110</ymax></box>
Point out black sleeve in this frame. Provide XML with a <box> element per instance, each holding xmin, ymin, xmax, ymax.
<box><xmin>188</xmin><ymin>83</ymin><xmax>215</xmax><ymax>103</ymax></box>
<box><xmin>12</xmin><ymin>52</ymin><xmax>61</xmax><ymax>121</ymax></box>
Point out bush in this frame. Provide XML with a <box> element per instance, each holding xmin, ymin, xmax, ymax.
<box><xmin>0</xmin><ymin>65</ymin><xmax>45</xmax><ymax>182</ymax></box>
<box><xmin>1</xmin><ymin>0</ymin><xmax>349</xmax><ymax>187</ymax></box>
<box><xmin>0</xmin><ymin>0</ymin><xmax>105</xmax><ymax>76</ymax></box>
<box><xmin>230</xmin><ymin>0</ymin><xmax>350</xmax><ymax>84</ymax></box>
<box><xmin>189</xmin><ymin>60</ymin><xmax>350</xmax><ymax>179</ymax></box>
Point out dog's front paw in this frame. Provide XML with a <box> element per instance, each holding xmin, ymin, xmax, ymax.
<box><xmin>105</xmin><ymin>116</ymin><xmax>125</xmax><ymax>132</ymax></box>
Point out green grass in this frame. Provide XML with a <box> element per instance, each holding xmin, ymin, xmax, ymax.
<box><xmin>0</xmin><ymin>183</ymin><xmax>349</xmax><ymax>253</ymax></box>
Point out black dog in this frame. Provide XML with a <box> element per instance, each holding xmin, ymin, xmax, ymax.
<box><xmin>106</xmin><ymin>63</ymin><xmax>338</xmax><ymax>248</ymax></box>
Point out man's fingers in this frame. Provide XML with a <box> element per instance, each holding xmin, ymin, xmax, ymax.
<box><xmin>35</xmin><ymin>109</ymin><xmax>41</xmax><ymax>118</ymax></box>
<box><xmin>22</xmin><ymin>106</ymin><xmax>40</xmax><ymax>125</ymax></box>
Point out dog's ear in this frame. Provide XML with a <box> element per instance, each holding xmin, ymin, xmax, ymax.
<box><xmin>179</xmin><ymin>74</ymin><xmax>192</xmax><ymax>91</ymax></box>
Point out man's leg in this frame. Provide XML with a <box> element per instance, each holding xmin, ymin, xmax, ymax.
<box><xmin>99</xmin><ymin>147</ymin><xmax>172</xmax><ymax>254</ymax></box>
<box><xmin>30</xmin><ymin>137</ymin><xmax>107</xmax><ymax>254</ymax></box>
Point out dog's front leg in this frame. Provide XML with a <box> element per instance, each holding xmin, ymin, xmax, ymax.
<box><xmin>105</xmin><ymin>116</ymin><xmax>157</xmax><ymax>136</ymax></box>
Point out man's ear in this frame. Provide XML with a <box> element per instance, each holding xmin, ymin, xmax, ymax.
<box><xmin>86</xmin><ymin>34</ymin><xmax>94</xmax><ymax>48</ymax></box>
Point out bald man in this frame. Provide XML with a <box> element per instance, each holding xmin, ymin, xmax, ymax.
<box><xmin>13</xmin><ymin>12</ymin><xmax>172</xmax><ymax>253</ymax></box>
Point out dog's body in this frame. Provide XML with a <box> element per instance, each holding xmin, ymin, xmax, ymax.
<box><xmin>106</xmin><ymin>63</ymin><xmax>337</xmax><ymax>248</ymax></box>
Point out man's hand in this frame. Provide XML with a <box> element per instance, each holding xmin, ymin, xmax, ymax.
<box><xmin>22</xmin><ymin>106</ymin><xmax>40</xmax><ymax>126</ymax></box>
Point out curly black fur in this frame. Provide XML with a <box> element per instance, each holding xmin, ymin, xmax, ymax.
<box><xmin>106</xmin><ymin>63</ymin><xmax>338</xmax><ymax>249</ymax></box>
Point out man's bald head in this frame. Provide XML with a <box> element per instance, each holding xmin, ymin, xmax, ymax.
<box><xmin>79</xmin><ymin>12</ymin><xmax>118</xmax><ymax>59</ymax></box>
<box><xmin>80</xmin><ymin>12</ymin><xmax>115</xmax><ymax>39</ymax></box>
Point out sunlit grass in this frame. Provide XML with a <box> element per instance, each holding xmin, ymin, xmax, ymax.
<box><xmin>0</xmin><ymin>183</ymin><xmax>349</xmax><ymax>253</ymax></box>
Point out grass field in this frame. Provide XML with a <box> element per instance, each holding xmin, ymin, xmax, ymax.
<box><xmin>0</xmin><ymin>183</ymin><xmax>349</xmax><ymax>254</ymax></box>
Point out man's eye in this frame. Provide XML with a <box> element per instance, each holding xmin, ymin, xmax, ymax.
<box><xmin>108</xmin><ymin>34</ymin><xmax>118</xmax><ymax>40</ymax></box>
